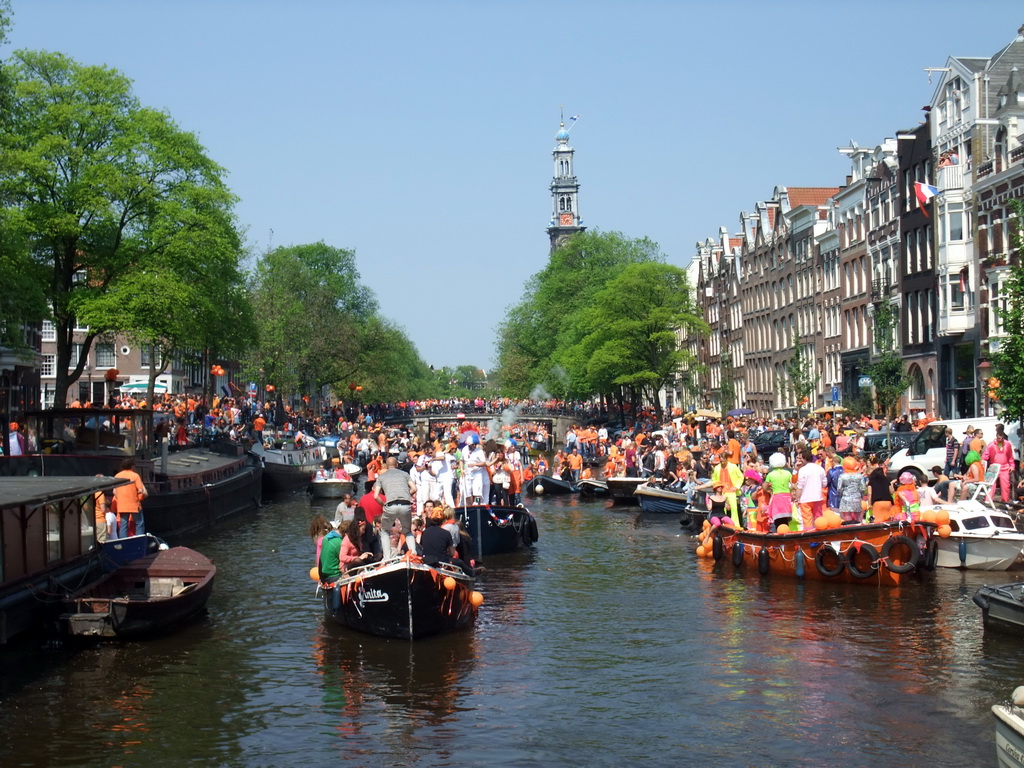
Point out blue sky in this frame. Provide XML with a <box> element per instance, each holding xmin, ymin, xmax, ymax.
<box><xmin>6</xmin><ymin>1</ymin><xmax>1023</xmax><ymax>369</ymax></box>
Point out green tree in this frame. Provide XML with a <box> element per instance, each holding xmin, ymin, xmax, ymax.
<box><xmin>573</xmin><ymin>261</ymin><xmax>704</xmax><ymax>422</ymax></box>
<box><xmin>865</xmin><ymin>300</ymin><xmax>909</xmax><ymax>420</ymax></box>
<box><xmin>0</xmin><ymin>6</ymin><xmax>48</xmax><ymax>352</ymax></box>
<box><xmin>785</xmin><ymin>333</ymin><xmax>818</xmax><ymax>419</ymax></box>
<box><xmin>78</xmin><ymin>195</ymin><xmax>252</xmax><ymax>406</ymax></box>
<box><xmin>249</xmin><ymin>242</ymin><xmax>376</xmax><ymax>402</ymax></box>
<box><xmin>495</xmin><ymin>230</ymin><xmax>664</xmax><ymax>398</ymax></box>
<box><xmin>990</xmin><ymin>199</ymin><xmax>1024</xmax><ymax>422</ymax></box>
<box><xmin>0</xmin><ymin>50</ymin><xmax>240</xmax><ymax>406</ymax></box>
<box><xmin>353</xmin><ymin>317</ymin><xmax>435</xmax><ymax>403</ymax></box>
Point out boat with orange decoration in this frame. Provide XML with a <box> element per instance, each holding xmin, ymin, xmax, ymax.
<box><xmin>696</xmin><ymin>516</ymin><xmax>940</xmax><ymax>586</ymax></box>
<box><xmin>320</xmin><ymin>553</ymin><xmax>480</xmax><ymax>639</ymax></box>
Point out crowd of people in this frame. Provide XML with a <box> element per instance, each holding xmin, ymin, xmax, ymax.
<box><xmin>573</xmin><ymin>413</ymin><xmax>1022</xmax><ymax>533</ymax></box>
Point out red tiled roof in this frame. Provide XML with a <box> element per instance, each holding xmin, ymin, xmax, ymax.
<box><xmin>728</xmin><ymin>237</ymin><xmax>743</xmax><ymax>250</ymax></box>
<box><xmin>767</xmin><ymin>209</ymin><xmax>776</xmax><ymax>228</ymax></box>
<box><xmin>788</xmin><ymin>187</ymin><xmax>840</xmax><ymax>207</ymax></box>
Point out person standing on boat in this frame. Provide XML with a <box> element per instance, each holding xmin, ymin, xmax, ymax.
<box><xmin>763</xmin><ymin>452</ymin><xmax>794</xmax><ymax>532</ymax></box>
<box><xmin>372</xmin><ymin>456</ymin><xmax>416</xmax><ymax>559</ymax></box>
<box><xmin>113</xmin><ymin>458</ymin><xmax>148</xmax><ymax>538</ymax></box>
<box><xmin>982</xmin><ymin>430</ymin><xmax>1015</xmax><ymax>503</ymax></box>
<box><xmin>793</xmin><ymin>449</ymin><xmax>827</xmax><ymax>531</ymax></box>
<box><xmin>463</xmin><ymin>436</ymin><xmax>488</xmax><ymax>504</ymax></box>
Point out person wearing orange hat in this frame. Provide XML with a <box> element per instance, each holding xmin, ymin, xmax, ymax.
<box><xmin>7</xmin><ymin>422</ymin><xmax>26</xmax><ymax>456</ymax></box>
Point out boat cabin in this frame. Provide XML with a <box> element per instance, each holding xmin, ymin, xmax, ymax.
<box><xmin>0</xmin><ymin>475</ymin><xmax>128</xmax><ymax>642</ymax></box>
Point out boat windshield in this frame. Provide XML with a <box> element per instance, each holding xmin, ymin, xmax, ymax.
<box><xmin>960</xmin><ymin>516</ymin><xmax>991</xmax><ymax>531</ymax></box>
<box><xmin>992</xmin><ymin>516</ymin><xmax>1017</xmax><ymax>530</ymax></box>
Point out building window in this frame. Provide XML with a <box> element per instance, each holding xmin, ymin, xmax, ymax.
<box><xmin>41</xmin><ymin>320</ymin><xmax>56</xmax><ymax>342</ymax></box>
<box><xmin>41</xmin><ymin>354</ymin><xmax>55</xmax><ymax>378</ymax></box>
<box><xmin>95</xmin><ymin>343</ymin><xmax>115</xmax><ymax>368</ymax></box>
<box><xmin>949</xmin><ymin>203</ymin><xmax>964</xmax><ymax>241</ymax></box>
<box><xmin>141</xmin><ymin>345</ymin><xmax>153</xmax><ymax>367</ymax></box>
<box><xmin>69</xmin><ymin>343</ymin><xmax>84</xmax><ymax>369</ymax></box>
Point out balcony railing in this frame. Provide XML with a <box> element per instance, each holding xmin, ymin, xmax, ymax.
<box><xmin>938</xmin><ymin>163</ymin><xmax>965</xmax><ymax>190</ymax></box>
<box><xmin>938</xmin><ymin>308</ymin><xmax>975</xmax><ymax>337</ymax></box>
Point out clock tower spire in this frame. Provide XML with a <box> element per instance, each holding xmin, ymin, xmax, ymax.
<box><xmin>547</xmin><ymin>111</ymin><xmax>585</xmax><ymax>252</ymax></box>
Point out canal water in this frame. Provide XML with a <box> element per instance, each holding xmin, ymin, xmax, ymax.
<box><xmin>1</xmin><ymin>492</ymin><xmax>1022</xmax><ymax>767</ymax></box>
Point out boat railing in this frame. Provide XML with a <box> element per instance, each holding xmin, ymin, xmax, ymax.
<box><xmin>339</xmin><ymin>554</ymin><xmax>469</xmax><ymax>581</ymax></box>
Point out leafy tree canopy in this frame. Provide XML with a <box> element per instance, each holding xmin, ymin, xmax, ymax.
<box><xmin>495</xmin><ymin>230</ymin><xmax>668</xmax><ymax>398</ymax></box>
<box><xmin>0</xmin><ymin>49</ymin><xmax>242</xmax><ymax>405</ymax></box>
<box><xmin>991</xmin><ymin>199</ymin><xmax>1024</xmax><ymax>423</ymax></box>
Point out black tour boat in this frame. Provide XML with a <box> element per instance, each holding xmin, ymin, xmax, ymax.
<box><xmin>321</xmin><ymin>556</ymin><xmax>479</xmax><ymax>640</ymax></box>
<box><xmin>524</xmin><ymin>475</ymin><xmax>575</xmax><ymax>495</ymax></box>
<box><xmin>457</xmin><ymin>504</ymin><xmax>539</xmax><ymax>560</ymax></box>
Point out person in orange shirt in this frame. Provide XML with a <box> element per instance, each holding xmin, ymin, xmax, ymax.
<box><xmin>114</xmin><ymin>458</ymin><xmax>148</xmax><ymax>538</ymax></box>
<box><xmin>725</xmin><ymin>430</ymin><xmax>742</xmax><ymax>465</ymax></box>
<box><xmin>567</xmin><ymin>448</ymin><xmax>584</xmax><ymax>484</ymax></box>
<box><xmin>253</xmin><ymin>413</ymin><xmax>266</xmax><ymax>445</ymax></box>
<box><xmin>604</xmin><ymin>456</ymin><xmax>618</xmax><ymax>478</ymax></box>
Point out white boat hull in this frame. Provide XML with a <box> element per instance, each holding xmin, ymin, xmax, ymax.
<box><xmin>936</xmin><ymin>535</ymin><xmax>1024</xmax><ymax>571</ymax></box>
<box><xmin>994</xmin><ymin>704</ymin><xmax>1024</xmax><ymax>768</ymax></box>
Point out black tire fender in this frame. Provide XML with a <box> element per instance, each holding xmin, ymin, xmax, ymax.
<box><xmin>712</xmin><ymin>530</ymin><xmax>725</xmax><ymax>561</ymax></box>
<box><xmin>882</xmin><ymin>535</ymin><xmax>920</xmax><ymax>574</ymax></box>
<box><xmin>814</xmin><ymin>545</ymin><xmax>846</xmax><ymax>578</ymax></box>
<box><xmin>757</xmin><ymin>546</ymin><xmax>770</xmax><ymax>575</ymax></box>
<box><xmin>845</xmin><ymin>542</ymin><xmax>880</xmax><ymax>579</ymax></box>
<box><xmin>731</xmin><ymin>541</ymin><xmax>745</xmax><ymax>568</ymax></box>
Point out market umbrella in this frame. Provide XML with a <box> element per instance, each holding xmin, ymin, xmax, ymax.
<box><xmin>726</xmin><ymin>408</ymin><xmax>754</xmax><ymax>417</ymax></box>
<box><xmin>812</xmin><ymin>405</ymin><xmax>847</xmax><ymax>414</ymax></box>
<box><xmin>118</xmin><ymin>381</ymin><xmax>169</xmax><ymax>394</ymax></box>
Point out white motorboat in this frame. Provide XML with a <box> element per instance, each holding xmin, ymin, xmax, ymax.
<box><xmin>993</xmin><ymin>687</ymin><xmax>1024</xmax><ymax>768</ymax></box>
<box><xmin>933</xmin><ymin>499</ymin><xmax>1024</xmax><ymax>571</ymax></box>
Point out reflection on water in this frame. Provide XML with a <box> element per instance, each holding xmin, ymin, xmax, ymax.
<box><xmin>2</xmin><ymin>492</ymin><xmax>1024</xmax><ymax>766</ymax></box>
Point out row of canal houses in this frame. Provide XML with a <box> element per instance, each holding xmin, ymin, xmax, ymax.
<box><xmin>686</xmin><ymin>24</ymin><xmax>1024</xmax><ymax>421</ymax></box>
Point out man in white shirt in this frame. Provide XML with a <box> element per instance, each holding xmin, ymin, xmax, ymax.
<box><xmin>794</xmin><ymin>449</ymin><xmax>827</xmax><ymax>531</ymax></box>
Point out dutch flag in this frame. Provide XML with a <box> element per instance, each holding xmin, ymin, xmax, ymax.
<box><xmin>914</xmin><ymin>181</ymin><xmax>938</xmax><ymax>205</ymax></box>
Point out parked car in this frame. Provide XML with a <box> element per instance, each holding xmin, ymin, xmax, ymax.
<box><xmin>753</xmin><ymin>429</ymin><xmax>790</xmax><ymax>459</ymax></box>
<box><xmin>838</xmin><ymin>430</ymin><xmax>918</xmax><ymax>463</ymax></box>
<box><xmin>889</xmin><ymin>417</ymin><xmax>1020</xmax><ymax>481</ymax></box>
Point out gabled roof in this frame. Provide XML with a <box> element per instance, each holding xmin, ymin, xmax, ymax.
<box><xmin>952</xmin><ymin>56</ymin><xmax>990</xmax><ymax>74</ymax></box>
<box><xmin>787</xmin><ymin>187</ymin><xmax>841</xmax><ymax>207</ymax></box>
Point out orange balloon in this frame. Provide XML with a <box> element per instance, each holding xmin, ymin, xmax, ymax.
<box><xmin>776</xmin><ymin>523</ymin><xmax>790</xmax><ymax>534</ymax></box>
<box><xmin>443</xmin><ymin>576</ymin><xmax>456</xmax><ymax>590</ymax></box>
<box><xmin>814</xmin><ymin>516</ymin><xmax>829</xmax><ymax>531</ymax></box>
<box><xmin>309</xmin><ymin>566</ymin><xmax>319</xmax><ymax>581</ymax></box>
<box><xmin>937</xmin><ymin>524</ymin><xmax>952</xmax><ymax>538</ymax></box>
<box><xmin>696</xmin><ymin>546</ymin><xmax>707</xmax><ymax>557</ymax></box>
<box><xmin>469</xmin><ymin>591</ymin><xmax>484</xmax><ymax>607</ymax></box>
<box><xmin>935</xmin><ymin>509</ymin><xmax>950</xmax><ymax>527</ymax></box>
<box><xmin>921</xmin><ymin>510</ymin><xmax>937</xmax><ymax>524</ymax></box>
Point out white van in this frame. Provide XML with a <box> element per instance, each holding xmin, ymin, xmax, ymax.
<box><xmin>888</xmin><ymin>416</ymin><xmax>1020</xmax><ymax>480</ymax></box>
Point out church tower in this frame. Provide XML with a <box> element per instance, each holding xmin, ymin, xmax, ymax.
<box><xmin>547</xmin><ymin>114</ymin><xmax>586</xmax><ymax>252</ymax></box>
